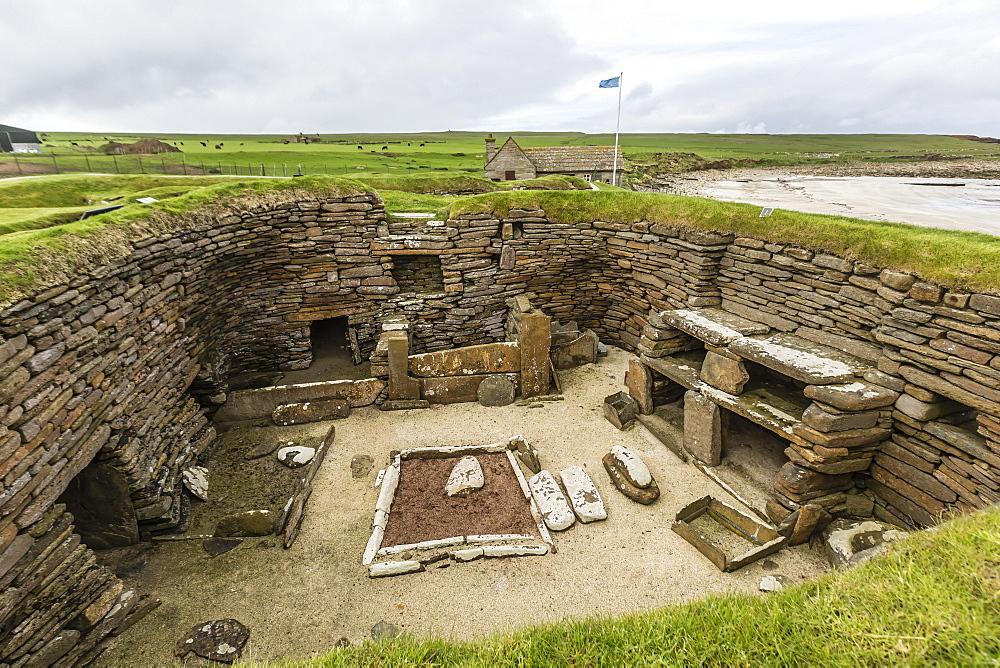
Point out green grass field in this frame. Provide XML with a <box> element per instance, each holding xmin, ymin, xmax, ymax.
<box><xmin>6</xmin><ymin>131</ymin><xmax>998</xmax><ymax>181</ymax></box>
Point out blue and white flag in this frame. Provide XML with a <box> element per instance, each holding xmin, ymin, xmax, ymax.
<box><xmin>599</xmin><ymin>75</ymin><xmax>620</xmax><ymax>88</ymax></box>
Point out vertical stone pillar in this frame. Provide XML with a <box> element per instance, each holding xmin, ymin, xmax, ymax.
<box><xmin>520</xmin><ymin>311</ymin><xmax>552</xmax><ymax>397</ymax></box>
<box><xmin>625</xmin><ymin>357</ymin><xmax>654</xmax><ymax>414</ymax></box>
<box><xmin>386</xmin><ymin>331</ymin><xmax>420</xmax><ymax>400</ymax></box>
<box><xmin>683</xmin><ymin>390</ymin><xmax>723</xmax><ymax>466</ymax></box>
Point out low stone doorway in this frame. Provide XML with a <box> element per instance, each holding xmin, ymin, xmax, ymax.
<box><xmin>57</xmin><ymin>460</ymin><xmax>139</xmax><ymax>550</ymax></box>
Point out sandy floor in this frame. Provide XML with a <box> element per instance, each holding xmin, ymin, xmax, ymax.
<box><xmin>97</xmin><ymin>348</ymin><xmax>829</xmax><ymax>666</ymax></box>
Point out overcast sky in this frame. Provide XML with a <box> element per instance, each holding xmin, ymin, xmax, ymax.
<box><xmin>4</xmin><ymin>0</ymin><xmax>998</xmax><ymax>135</ymax></box>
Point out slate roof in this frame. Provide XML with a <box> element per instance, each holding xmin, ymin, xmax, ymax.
<box><xmin>0</xmin><ymin>124</ymin><xmax>40</xmax><ymax>152</ymax></box>
<box><xmin>521</xmin><ymin>145</ymin><xmax>623</xmax><ymax>172</ymax></box>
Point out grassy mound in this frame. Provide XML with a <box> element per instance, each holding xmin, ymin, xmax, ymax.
<box><xmin>449</xmin><ymin>191</ymin><xmax>1000</xmax><ymax>293</ymax></box>
<box><xmin>265</xmin><ymin>507</ymin><xmax>1000</xmax><ymax>667</ymax></box>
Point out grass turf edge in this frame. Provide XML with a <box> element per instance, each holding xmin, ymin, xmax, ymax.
<box><xmin>259</xmin><ymin>506</ymin><xmax>1000</xmax><ymax>667</ymax></box>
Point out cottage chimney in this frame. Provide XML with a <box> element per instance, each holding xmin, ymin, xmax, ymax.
<box><xmin>485</xmin><ymin>133</ymin><xmax>496</xmax><ymax>162</ymax></box>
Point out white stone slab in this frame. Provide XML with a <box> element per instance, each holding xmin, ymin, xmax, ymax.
<box><xmin>528</xmin><ymin>470</ymin><xmax>575</xmax><ymax>531</ymax></box>
<box><xmin>182</xmin><ymin>466</ymin><xmax>209</xmax><ymax>501</ymax></box>
<box><xmin>452</xmin><ymin>548</ymin><xmax>485</xmax><ymax>562</ymax></box>
<box><xmin>506</xmin><ymin>450</ymin><xmax>532</xmax><ymax>498</ymax></box>
<box><xmin>482</xmin><ymin>544</ymin><xmax>548</xmax><ymax>558</ymax></box>
<box><xmin>466</xmin><ymin>534</ymin><xmax>534</xmax><ymax>543</ymax></box>
<box><xmin>559</xmin><ymin>466</ymin><xmax>607</xmax><ymax>523</ymax></box>
<box><xmin>662</xmin><ymin>308</ymin><xmax>769</xmax><ymax>346</ymax></box>
<box><xmin>729</xmin><ymin>334</ymin><xmax>859</xmax><ymax>384</ymax></box>
<box><xmin>276</xmin><ymin>445</ymin><xmax>316</xmax><ymax>468</ymax></box>
<box><xmin>376</xmin><ymin>464</ymin><xmax>399</xmax><ymax>513</ymax></box>
<box><xmin>529</xmin><ymin>497</ymin><xmax>554</xmax><ymax>548</ymax></box>
<box><xmin>362</xmin><ymin>524</ymin><xmax>384</xmax><ymax>565</ymax></box>
<box><xmin>415</xmin><ymin>536</ymin><xmax>465</xmax><ymax>550</ymax></box>
<box><xmin>368</xmin><ymin>560</ymin><xmax>424</xmax><ymax>577</ymax></box>
<box><xmin>610</xmin><ymin>445</ymin><xmax>652</xmax><ymax>488</ymax></box>
<box><xmin>377</xmin><ymin>543</ymin><xmax>419</xmax><ymax>557</ymax></box>
<box><xmin>445</xmin><ymin>456</ymin><xmax>484</xmax><ymax>496</ymax></box>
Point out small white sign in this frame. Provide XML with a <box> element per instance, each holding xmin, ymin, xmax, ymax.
<box><xmin>759</xmin><ymin>207</ymin><xmax>774</xmax><ymax>217</ymax></box>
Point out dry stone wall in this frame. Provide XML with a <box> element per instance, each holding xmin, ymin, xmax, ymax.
<box><xmin>1</xmin><ymin>188</ymin><xmax>998</xmax><ymax>662</ymax></box>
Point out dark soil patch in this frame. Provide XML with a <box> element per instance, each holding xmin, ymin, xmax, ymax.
<box><xmin>382</xmin><ymin>453</ymin><xmax>538</xmax><ymax>546</ymax></box>
<box><xmin>185</xmin><ymin>424</ymin><xmax>318</xmax><ymax>535</ymax></box>
<box><xmin>0</xmin><ymin>161</ymin><xmax>58</xmax><ymax>176</ymax></box>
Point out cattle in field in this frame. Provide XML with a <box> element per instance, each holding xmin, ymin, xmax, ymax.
<box><xmin>381</xmin><ymin>146</ymin><xmax>388</xmax><ymax>150</ymax></box>
<box><xmin>215</xmin><ymin>144</ymin><xmax>222</xmax><ymax>149</ymax></box>
<box><xmin>358</xmin><ymin>145</ymin><xmax>363</xmax><ymax>150</ymax></box>
<box><xmin>201</xmin><ymin>141</ymin><xmax>207</xmax><ymax>146</ymax></box>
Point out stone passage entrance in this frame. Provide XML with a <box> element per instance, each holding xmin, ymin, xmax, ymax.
<box><xmin>57</xmin><ymin>460</ymin><xmax>139</xmax><ymax>550</ymax></box>
<box><xmin>304</xmin><ymin>316</ymin><xmax>368</xmax><ymax>380</ymax></box>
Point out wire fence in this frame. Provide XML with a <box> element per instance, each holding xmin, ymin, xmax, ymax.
<box><xmin>2</xmin><ymin>152</ymin><xmax>314</xmax><ymax>178</ymax></box>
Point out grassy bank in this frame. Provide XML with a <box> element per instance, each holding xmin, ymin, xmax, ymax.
<box><xmin>0</xmin><ymin>176</ymin><xmax>372</xmax><ymax>305</ymax></box>
<box><xmin>450</xmin><ymin>190</ymin><xmax>1000</xmax><ymax>293</ymax></box>
<box><xmin>263</xmin><ymin>507</ymin><xmax>1000</xmax><ymax>667</ymax></box>
<box><xmin>3</xmin><ymin>177</ymin><xmax>998</xmax><ymax>305</ymax></box>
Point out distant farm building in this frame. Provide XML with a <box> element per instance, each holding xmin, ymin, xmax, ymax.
<box><xmin>483</xmin><ymin>134</ymin><xmax>624</xmax><ymax>185</ymax></box>
<box><xmin>0</xmin><ymin>124</ymin><xmax>41</xmax><ymax>153</ymax></box>
<box><xmin>292</xmin><ymin>133</ymin><xmax>323</xmax><ymax>144</ymax></box>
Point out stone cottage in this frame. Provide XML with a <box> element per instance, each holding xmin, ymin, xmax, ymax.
<box><xmin>483</xmin><ymin>135</ymin><xmax>623</xmax><ymax>185</ymax></box>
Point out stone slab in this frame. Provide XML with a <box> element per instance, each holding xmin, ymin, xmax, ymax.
<box><xmin>602</xmin><ymin>453</ymin><xmax>659</xmax><ymax>504</ymax></box>
<box><xmin>803</xmin><ymin>382</ymin><xmax>899</xmax><ymax>411</ymax></box>
<box><xmin>215</xmin><ymin>378</ymin><xmax>385</xmax><ymax>422</ymax></box>
<box><xmin>729</xmin><ymin>333</ymin><xmax>864</xmax><ymax>384</ymax></box>
<box><xmin>445</xmin><ymin>456</ymin><xmax>485</xmax><ymax>497</ymax></box>
<box><xmin>477</xmin><ymin>374</ymin><xmax>517</xmax><ymax>407</ymax></box>
<box><xmin>420</xmin><ymin>373</ymin><xmax>519</xmax><ymax>405</ymax></box>
<box><xmin>700</xmin><ymin>350</ymin><xmax>750</xmax><ymax>395</ymax></box>
<box><xmin>661</xmin><ymin>307</ymin><xmax>770</xmax><ymax>346</ymax></box>
<box><xmin>625</xmin><ymin>357</ymin><xmax>654</xmax><ymax>414</ymax></box>
<box><xmin>801</xmin><ymin>404</ymin><xmax>879</xmax><ymax>433</ymax></box>
<box><xmin>683</xmin><ymin>391</ymin><xmax>723</xmax><ymax>466</ymax></box>
<box><xmin>272</xmin><ymin>398</ymin><xmax>350</xmax><ymax>425</ymax></box>
<box><xmin>408</xmin><ymin>342</ymin><xmax>520</xmax><ymax>377</ymax></box>
<box><xmin>559</xmin><ymin>466</ymin><xmax>607</xmax><ymax>523</ymax></box>
<box><xmin>551</xmin><ymin>330</ymin><xmax>599</xmax><ymax>370</ymax></box>
<box><xmin>528</xmin><ymin>470</ymin><xmax>575</xmax><ymax>531</ymax></box>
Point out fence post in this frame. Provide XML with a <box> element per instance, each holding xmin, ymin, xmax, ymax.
<box><xmin>161</xmin><ymin>157</ymin><xmax>166</xmax><ymax>173</ymax></box>
<box><xmin>13</xmin><ymin>155</ymin><xmax>22</xmax><ymax>175</ymax></box>
<box><xmin>182</xmin><ymin>155</ymin><xmax>187</xmax><ymax>175</ymax></box>
<box><xmin>260</xmin><ymin>163</ymin><xmax>265</xmax><ymax>177</ymax></box>
<box><xmin>112</xmin><ymin>155</ymin><xmax>119</xmax><ymax>173</ymax></box>
<box><xmin>138</xmin><ymin>156</ymin><xmax>145</xmax><ymax>174</ymax></box>
<box><xmin>52</xmin><ymin>154</ymin><xmax>58</xmax><ymax>172</ymax></box>
<box><xmin>283</xmin><ymin>164</ymin><xmax>287</xmax><ymax>177</ymax></box>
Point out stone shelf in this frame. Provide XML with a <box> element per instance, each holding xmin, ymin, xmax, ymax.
<box><xmin>642</xmin><ymin>352</ymin><xmax>813</xmax><ymax>449</ymax></box>
<box><xmin>730</xmin><ymin>332</ymin><xmax>872</xmax><ymax>385</ymax></box>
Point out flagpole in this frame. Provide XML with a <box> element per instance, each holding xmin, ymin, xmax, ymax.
<box><xmin>613</xmin><ymin>71</ymin><xmax>622</xmax><ymax>186</ymax></box>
